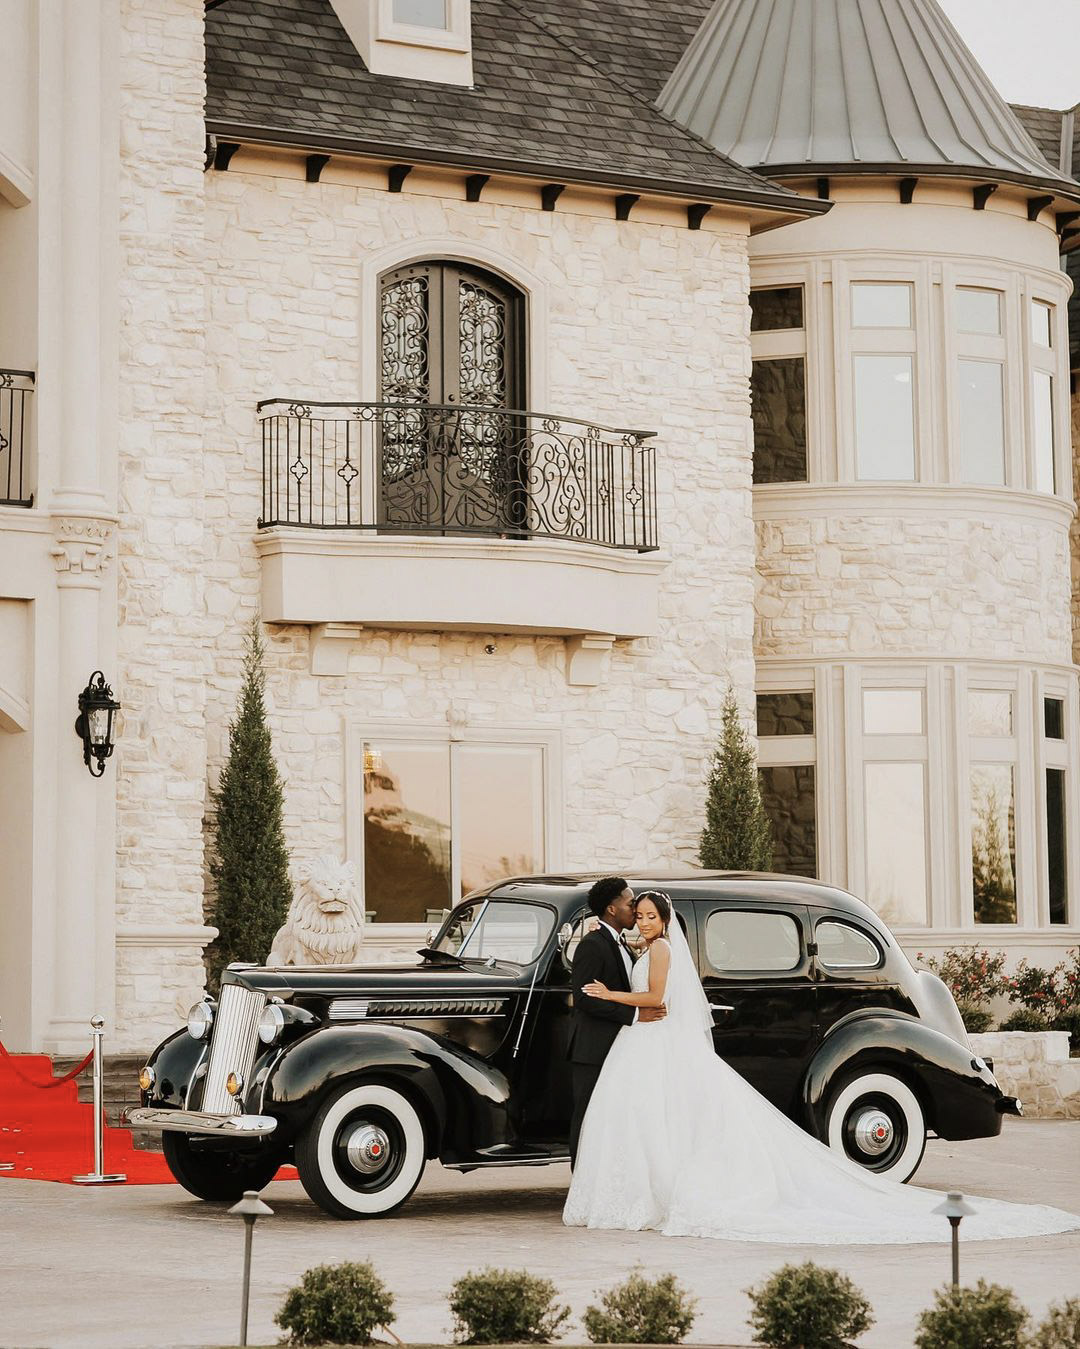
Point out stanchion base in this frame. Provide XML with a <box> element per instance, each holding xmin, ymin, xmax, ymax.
<box><xmin>72</xmin><ymin>1173</ymin><xmax>127</xmax><ymax>1185</ymax></box>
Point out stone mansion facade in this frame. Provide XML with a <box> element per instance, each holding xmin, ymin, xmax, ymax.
<box><xmin>1</xmin><ymin>0</ymin><xmax>1078</xmax><ymax>1053</ymax></box>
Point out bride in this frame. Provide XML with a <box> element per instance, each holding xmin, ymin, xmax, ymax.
<box><xmin>563</xmin><ymin>890</ymin><xmax>1080</xmax><ymax>1244</ymax></box>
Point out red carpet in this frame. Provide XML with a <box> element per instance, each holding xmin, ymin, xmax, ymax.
<box><xmin>0</xmin><ymin>1052</ymin><xmax>296</xmax><ymax>1186</ymax></box>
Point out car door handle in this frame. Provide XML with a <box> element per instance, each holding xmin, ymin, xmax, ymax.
<box><xmin>709</xmin><ymin>1002</ymin><xmax>735</xmax><ymax>1012</ymax></box>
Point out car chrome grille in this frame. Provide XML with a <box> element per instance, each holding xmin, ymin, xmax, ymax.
<box><xmin>328</xmin><ymin>997</ymin><xmax>507</xmax><ymax>1021</ymax></box>
<box><xmin>202</xmin><ymin>983</ymin><xmax>265</xmax><ymax>1114</ymax></box>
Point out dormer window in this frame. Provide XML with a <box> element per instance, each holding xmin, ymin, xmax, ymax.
<box><xmin>393</xmin><ymin>0</ymin><xmax>448</xmax><ymax>28</ymax></box>
<box><xmin>331</xmin><ymin>0</ymin><xmax>473</xmax><ymax>86</ymax></box>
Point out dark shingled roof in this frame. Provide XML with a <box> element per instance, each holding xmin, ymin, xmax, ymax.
<box><xmin>204</xmin><ymin>0</ymin><xmax>815</xmax><ymax>212</ymax></box>
<box><xmin>1011</xmin><ymin>103</ymin><xmax>1069</xmax><ymax>172</ymax></box>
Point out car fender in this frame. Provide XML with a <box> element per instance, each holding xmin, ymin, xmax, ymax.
<box><xmin>262</xmin><ymin>1023</ymin><xmax>513</xmax><ymax>1160</ymax></box>
<box><xmin>143</xmin><ymin>1029</ymin><xmax>208</xmax><ymax>1109</ymax></box>
<box><xmin>803</xmin><ymin>1013</ymin><xmax>1004</xmax><ymax>1141</ymax></box>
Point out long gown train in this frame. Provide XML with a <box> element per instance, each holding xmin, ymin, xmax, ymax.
<box><xmin>563</xmin><ymin>938</ymin><xmax>1079</xmax><ymax>1244</ymax></box>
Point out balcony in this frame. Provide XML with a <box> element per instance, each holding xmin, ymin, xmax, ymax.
<box><xmin>0</xmin><ymin>370</ymin><xmax>34</xmax><ymax>507</ymax></box>
<box><xmin>255</xmin><ymin>401</ymin><xmax>666</xmax><ymax>658</ymax></box>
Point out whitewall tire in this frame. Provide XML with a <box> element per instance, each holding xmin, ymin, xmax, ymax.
<box><xmin>295</xmin><ymin>1081</ymin><xmax>427</xmax><ymax>1219</ymax></box>
<box><xmin>826</xmin><ymin>1071</ymin><xmax>926</xmax><ymax>1183</ymax></box>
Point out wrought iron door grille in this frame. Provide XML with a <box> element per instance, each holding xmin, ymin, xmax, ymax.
<box><xmin>0</xmin><ymin>370</ymin><xmax>34</xmax><ymax>507</ymax></box>
<box><xmin>258</xmin><ymin>400</ymin><xmax>659</xmax><ymax>552</ymax></box>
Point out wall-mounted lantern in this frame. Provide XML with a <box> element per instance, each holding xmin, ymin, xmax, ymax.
<box><xmin>75</xmin><ymin>671</ymin><xmax>121</xmax><ymax>777</ymax></box>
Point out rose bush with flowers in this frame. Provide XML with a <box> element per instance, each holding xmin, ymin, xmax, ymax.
<box><xmin>1001</xmin><ymin>949</ymin><xmax>1080</xmax><ymax>1051</ymax></box>
<box><xmin>916</xmin><ymin>947</ymin><xmax>1007</xmax><ymax>1033</ymax></box>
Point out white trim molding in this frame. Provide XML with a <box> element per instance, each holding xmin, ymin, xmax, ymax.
<box><xmin>116</xmin><ymin>923</ymin><xmax>219</xmax><ymax>949</ymax></box>
<box><xmin>0</xmin><ymin>146</ymin><xmax>33</xmax><ymax>208</ymax></box>
<box><xmin>256</xmin><ymin>528</ymin><xmax>665</xmax><ymax>639</ymax></box>
<box><xmin>753</xmin><ymin>481</ymin><xmax>1076</xmax><ymax>526</ymax></box>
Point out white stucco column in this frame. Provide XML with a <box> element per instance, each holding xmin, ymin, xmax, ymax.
<box><xmin>40</xmin><ymin>0</ymin><xmax>120</xmax><ymax>1052</ymax></box>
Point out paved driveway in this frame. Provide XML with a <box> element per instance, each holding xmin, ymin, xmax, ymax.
<box><xmin>3</xmin><ymin>1119</ymin><xmax>1078</xmax><ymax>1348</ymax></box>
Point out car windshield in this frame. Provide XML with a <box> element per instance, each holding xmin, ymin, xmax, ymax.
<box><xmin>435</xmin><ymin>900</ymin><xmax>555</xmax><ymax>965</ymax></box>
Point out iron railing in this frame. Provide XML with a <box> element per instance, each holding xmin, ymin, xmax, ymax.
<box><xmin>0</xmin><ymin>370</ymin><xmax>34</xmax><ymax>507</ymax></box>
<box><xmin>258</xmin><ymin>400</ymin><xmax>659</xmax><ymax>552</ymax></box>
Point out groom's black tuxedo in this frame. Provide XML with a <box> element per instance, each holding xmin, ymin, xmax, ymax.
<box><xmin>566</xmin><ymin>926</ymin><xmax>635</xmax><ymax>1166</ymax></box>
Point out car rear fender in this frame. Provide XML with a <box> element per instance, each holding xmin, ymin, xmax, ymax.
<box><xmin>263</xmin><ymin>1024</ymin><xmax>512</xmax><ymax>1159</ymax></box>
<box><xmin>803</xmin><ymin>1013</ymin><xmax>1003</xmax><ymax>1140</ymax></box>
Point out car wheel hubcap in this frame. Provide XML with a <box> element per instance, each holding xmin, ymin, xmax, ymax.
<box><xmin>344</xmin><ymin>1123</ymin><xmax>391</xmax><ymax>1175</ymax></box>
<box><xmin>852</xmin><ymin>1109</ymin><xmax>894</xmax><ymax>1156</ymax></box>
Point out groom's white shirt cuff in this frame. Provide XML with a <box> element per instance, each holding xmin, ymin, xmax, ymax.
<box><xmin>596</xmin><ymin>920</ymin><xmax>638</xmax><ymax>1023</ymax></box>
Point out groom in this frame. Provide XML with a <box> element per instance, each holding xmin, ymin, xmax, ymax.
<box><xmin>567</xmin><ymin>876</ymin><xmax>666</xmax><ymax>1166</ymax></box>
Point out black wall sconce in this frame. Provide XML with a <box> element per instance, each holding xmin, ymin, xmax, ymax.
<box><xmin>75</xmin><ymin>672</ymin><xmax>121</xmax><ymax>777</ymax></box>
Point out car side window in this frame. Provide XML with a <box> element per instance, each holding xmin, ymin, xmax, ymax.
<box><xmin>816</xmin><ymin>918</ymin><xmax>883</xmax><ymax>970</ymax></box>
<box><xmin>705</xmin><ymin>909</ymin><xmax>801</xmax><ymax>973</ymax></box>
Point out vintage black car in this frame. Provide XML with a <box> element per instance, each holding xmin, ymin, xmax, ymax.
<box><xmin>130</xmin><ymin>872</ymin><xmax>1021</xmax><ymax>1218</ymax></box>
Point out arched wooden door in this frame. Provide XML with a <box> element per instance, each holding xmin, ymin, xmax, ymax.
<box><xmin>378</xmin><ymin>260</ymin><xmax>527</xmax><ymax>534</ymax></box>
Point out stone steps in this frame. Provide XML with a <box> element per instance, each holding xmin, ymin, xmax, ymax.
<box><xmin>51</xmin><ymin>1053</ymin><xmax>161</xmax><ymax>1150</ymax></box>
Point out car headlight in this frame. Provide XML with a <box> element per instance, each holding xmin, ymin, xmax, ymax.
<box><xmin>186</xmin><ymin>1001</ymin><xmax>214</xmax><ymax>1040</ymax></box>
<box><xmin>138</xmin><ymin>1065</ymin><xmax>155</xmax><ymax>1093</ymax></box>
<box><xmin>258</xmin><ymin>1003</ymin><xmax>286</xmax><ymax>1045</ymax></box>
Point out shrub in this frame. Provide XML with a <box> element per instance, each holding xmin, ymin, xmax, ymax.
<box><xmin>746</xmin><ymin>1262</ymin><xmax>873</xmax><ymax>1349</ymax></box>
<box><xmin>917</xmin><ymin>948</ymin><xmax>1008</xmax><ymax>1010</ymax></box>
<box><xmin>1052</xmin><ymin>1004</ymin><xmax>1080</xmax><ymax>1054</ymax></box>
<box><xmin>1003</xmin><ymin>959</ymin><xmax>1071</xmax><ymax>1022</ymax></box>
<box><xmin>999</xmin><ymin>1007</ymin><xmax>1052</xmax><ymax>1033</ymax></box>
<box><xmin>699</xmin><ymin>687</ymin><xmax>774</xmax><ymax>871</ymax></box>
<box><xmin>206</xmin><ymin>616</ymin><xmax>292</xmax><ymax>991</ymax></box>
<box><xmin>1029</xmin><ymin>1295</ymin><xmax>1080</xmax><ymax>1348</ymax></box>
<box><xmin>913</xmin><ymin>1280</ymin><xmax>1028</xmax><ymax>1349</ymax></box>
<box><xmin>275</xmin><ymin>1261</ymin><xmax>395</xmax><ymax>1346</ymax></box>
<box><xmin>958</xmin><ymin>1004</ymin><xmax>995</xmax><ymax>1034</ymax></box>
<box><xmin>584</xmin><ymin>1271</ymin><xmax>698</xmax><ymax>1345</ymax></box>
<box><xmin>449</xmin><ymin>1268</ymin><xmax>571</xmax><ymax>1345</ymax></box>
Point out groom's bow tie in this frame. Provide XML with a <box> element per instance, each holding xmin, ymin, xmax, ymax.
<box><xmin>617</xmin><ymin>933</ymin><xmax>631</xmax><ymax>952</ymax></box>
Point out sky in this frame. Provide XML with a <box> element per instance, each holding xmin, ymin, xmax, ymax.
<box><xmin>939</xmin><ymin>0</ymin><xmax>1080</xmax><ymax>110</ymax></box>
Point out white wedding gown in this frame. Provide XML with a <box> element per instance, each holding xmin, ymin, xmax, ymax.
<box><xmin>563</xmin><ymin>928</ymin><xmax>1080</xmax><ymax>1244</ymax></box>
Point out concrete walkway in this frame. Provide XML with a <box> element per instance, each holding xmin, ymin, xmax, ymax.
<box><xmin>2</xmin><ymin>1119</ymin><xmax>1078</xmax><ymax>1348</ymax></box>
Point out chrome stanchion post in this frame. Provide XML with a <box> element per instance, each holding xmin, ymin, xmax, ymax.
<box><xmin>229</xmin><ymin>1190</ymin><xmax>273</xmax><ymax>1347</ymax></box>
<box><xmin>72</xmin><ymin>1015</ymin><xmax>126</xmax><ymax>1184</ymax></box>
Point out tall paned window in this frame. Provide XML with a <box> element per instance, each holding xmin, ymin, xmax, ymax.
<box><xmin>750</xmin><ymin>287</ymin><xmax>807</xmax><ymax>484</ymax></box>
<box><xmin>969</xmin><ymin>689</ymin><xmax>1018</xmax><ymax>924</ymax></box>
<box><xmin>850</xmin><ymin>282</ymin><xmax>917</xmax><ymax>481</ymax></box>
<box><xmin>1029</xmin><ymin>298</ymin><xmax>1057</xmax><ymax>493</ymax></box>
<box><xmin>954</xmin><ymin>287</ymin><xmax>1006</xmax><ymax>485</ymax></box>
<box><xmin>860</xmin><ymin>687</ymin><xmax>929</xmax><ymax>926</ymax></box>
<box><xmin>1043</xmin><ymin>695</ymin><xmax>1069</xmax><ymax>924</ymax></box>
<box><xmin>378</xmin><ymin>260</ymin><xmax>526</xmax><ymax>533</ymax></box>
<box><xmin>361</xmin><ymin>737</ymin><xmax>548</xmax><ymax>923</ymax></box>
<box><xmin>756</xmin><ymin>690</ymin><xmax>817</xmax><ymax>876</ymax></box>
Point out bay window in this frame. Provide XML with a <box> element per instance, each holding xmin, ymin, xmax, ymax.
<box><xmin>750</xmin><ymin>286</ymin><xmax>807</xmax><ymax>484</ymax></box>
<box><xmin>850</xmin><ymin>282</ymin><xmax>917</xmax><ymax>481</ymax></box>
<box><xmin>756</xmin><ymin>689</ymin><xmax>817</xmax><ymax>878</ymax></box>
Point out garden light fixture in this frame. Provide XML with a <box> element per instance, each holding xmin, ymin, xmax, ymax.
<box><xmin>230</xmin><ymin>1188</ymin><xmax>273</xmax><ymax>1347</ymax></box>
<box><xmin>932</xmin><ymin>1190</ymin><xmax>976</xmax><ymax>1286</ymax></box>
<box><xmin>75</xmin><ymin>671</ymin><xmax>120</xmax><ymax>777</ymax></box>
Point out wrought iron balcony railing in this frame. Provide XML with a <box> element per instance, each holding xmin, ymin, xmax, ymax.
<box><xmin>0</xmin><ymin>369</ymin><xmax>34</xmax><ymax>507</ymax></box>
<box><xmin>258</xmin><ymin>400</ymin><xmax>659</xmax><ymax>552</ymax></box>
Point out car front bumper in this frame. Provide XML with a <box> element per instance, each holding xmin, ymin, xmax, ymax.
<box><xmin>125</xmin><ymin>1107</ymin><xmax>278</xmax><ymax>1136</ymax></box>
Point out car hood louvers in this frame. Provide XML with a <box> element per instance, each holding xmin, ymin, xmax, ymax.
<box><xmin>328</xmin><ymin>996</ymin><xmax>508</xmax><ymax>1021</ymax></box>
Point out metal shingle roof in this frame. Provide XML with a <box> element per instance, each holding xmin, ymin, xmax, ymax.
<box><xmin>656</xmin><ymin>0</ymin><xmax>1080</xmax><ymax>194</ymax></box>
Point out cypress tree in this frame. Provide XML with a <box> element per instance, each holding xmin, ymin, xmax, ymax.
<box><xmin>699</xmin><ymin>688</ymin><xmax>774</xmax><ymax>871</ymax></box>
<box><xmin>206</xmin><ymin>617</ymin><xmax>291</xmax><ymax>989</ymax></box>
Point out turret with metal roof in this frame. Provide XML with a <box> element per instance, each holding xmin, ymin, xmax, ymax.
<box><xmin>657</xmin><ymin>0</ymin><xmax>1080</xmax><ymax>204</ymax></box>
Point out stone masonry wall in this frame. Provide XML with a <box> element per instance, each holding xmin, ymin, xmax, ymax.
<box><xmin>114</xmin><ymin>0</ymin><xmax>212</xmax><ymax>1047</ymax></box>
<box><xmin>969</xmin><ymin>1031</ymin><xmax>1080</xmax><ymax>1120</ymax></box>
<box><xmin>109</xmin><ymin>161</ymin><xmax>758</xmax><ymax>1047</ymax></box>
<box><xmin>198</xmin><ymin>171</ymin><xmax>757</xmax><ymax>882</ymax></box>
<box><xmin>755</xmin><ymin>509</ymin><xmax>1073</xmax><ymax>662</ymax></box>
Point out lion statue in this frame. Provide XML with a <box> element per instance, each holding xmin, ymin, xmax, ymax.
<box><xmin>268</xmin><ymin>855</ymin><xmax>366</xmax><ymax>966</ymax></box>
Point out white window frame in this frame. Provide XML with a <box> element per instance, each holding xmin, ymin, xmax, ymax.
<box><xmin>344</xmin><ymin>718</ymin><xmax>564</xmax><ymax>919</ymax></box>
<box><xmin>756</xmin><ymin>668</ymin><xmax>821</xmax><ymax>879</ymax></box>
<box><xmin>749</xmin><ymin>275</ymin><xmax>812</xmax><ymax>484</ymax></box>
<box><xmin>834</xmin><ymin>261</ymin><xmax>928</xmax><ymax>483</ymax></box>
<box><xmin>1035</xmin><ymin>670</ymin><xmax>1078</xmax><ymax>925</ymax></box>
